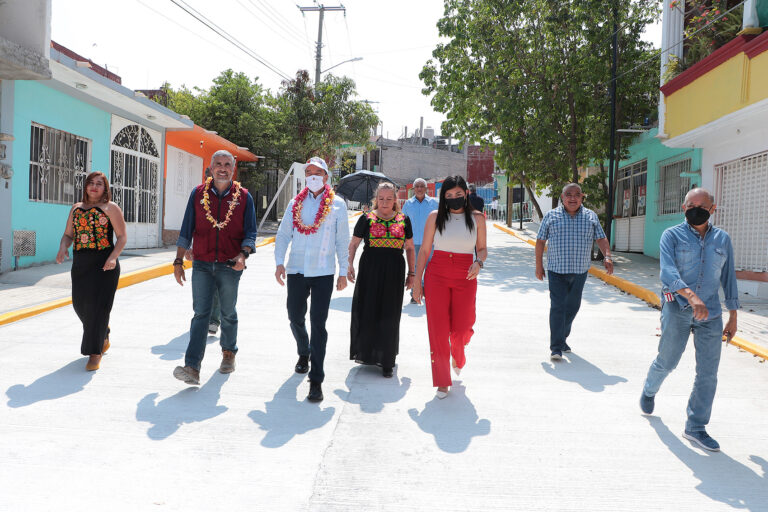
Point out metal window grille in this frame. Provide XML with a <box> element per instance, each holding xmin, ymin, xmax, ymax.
<box><xmin>614</xmin><ymin>159</ymin><xmax>647</xmax><ymax>218</ymax></box>
<box><xmin>110</xmin><ymin>125</ymin><xmax>160</xmax><ymax>225</ymax></box>
<box><xmin>714</xmin><ymin>150</ymin><xmax>768</xmax><ymax>272</ymax></box>
<box><xmin>656</xmin><ymin>157</ymin><xmax>692</xmax><ymax>216</ymax></box>
<box><xmin>28</xmin><ymin>123</ymin><xmax>90</xmax><ymax>204</ymax></box>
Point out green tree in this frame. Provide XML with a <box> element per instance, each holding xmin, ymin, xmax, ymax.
<box><xmin>421</xmin><ymin>0</ymin><xmax>659</xmax><ymax>217</ymax></box>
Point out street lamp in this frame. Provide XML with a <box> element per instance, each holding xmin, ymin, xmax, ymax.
<box><xmin>320</xmin><ymin>57</ymin><xmax>363</xmax><ymax>74</ymax></box>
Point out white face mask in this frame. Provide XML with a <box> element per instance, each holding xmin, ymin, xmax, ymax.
<box><xmin>306</xmin><ymin>175</ymin><xmax>325</xmax><ymax>193</ymax></box>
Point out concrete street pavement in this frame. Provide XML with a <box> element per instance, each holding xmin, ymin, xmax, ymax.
<box><xmin>1</xmin><ymin>223</ymin><xmax>767</xmax><ymax>511</ymax></box>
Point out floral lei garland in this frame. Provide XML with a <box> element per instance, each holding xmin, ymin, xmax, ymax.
<box><xmin>202</xmin><ymin>177</ymin><xmax>242</xmax><ymax>229</ymax></box>
<box><xmin>292</xmin><ymin>185</ymin><xmax>334</xmax><ymax>235</ymax></box>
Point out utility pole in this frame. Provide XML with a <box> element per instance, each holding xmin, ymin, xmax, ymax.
<box><xmin>298</xmin><ymin>4</ymin><xmax>346</xmax><ymax>84</ymax></box>
<box><xmin>605</xmin><ymin>0</ymin><xmax>619</xmax><ymax>248</ymax></box>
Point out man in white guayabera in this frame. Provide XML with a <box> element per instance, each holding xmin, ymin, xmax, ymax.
<box><xmin>274</xmin><ymin>156</ymin><xmax>350</xmax><ymax>403</ymax></box>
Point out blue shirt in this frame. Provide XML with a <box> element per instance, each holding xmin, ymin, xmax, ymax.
<box><xmin>176</xmin><ymin>183</ymin><xmax>258</xmax><ymax>251</ymax></box>
<box><xmin>402</xmin><ymin>195</ymin><xmax>438</xmax><ymax>245</ymax></box>
<box><xmin>660</xmin><ymin>221</ymin><xmax>740</xmax><ymax>318</ymax></box>
<box><xmin>275</xmin><ymin>193</ymin><xmax>350</xmax><ymax>277</ymax></box>
<box><xmin>537</xmin><ymin>205</ymin><xmax>606</xmax><ymax>274</ymax></box>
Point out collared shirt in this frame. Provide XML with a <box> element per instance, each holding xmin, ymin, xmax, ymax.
<box><xmin>402</xmin><ymin>195</ymin><xmax>438</xmax><ymax>245</ymax></box>
<box><xmin>537</xmin><ymin>205</ymin><xmax>606</xmax><ymax>274</ymax></box>
<box><xmin>274</xmin><ymin>192</ymin><xmax>350</xmax><ymax>277</ymax></box>
<box><xmin>660</xmin><ymin>221</ymin><xmax>740</xmax><ymax>318</ymax></box>
<box><xmin>176</xmin><ymin>183</ymin><xmax>258</xmax><ymax>251</ymax></box>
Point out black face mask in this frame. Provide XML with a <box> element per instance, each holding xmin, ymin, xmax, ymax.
<box><xmin>445</xmin><ymin>196</ymin><xmax>466</xmax><ymax>211</ymax></box>
<box><xmin>685</xmin><ymin>206</ymin><xmax>711</xmax><ymax>226</ymax></box>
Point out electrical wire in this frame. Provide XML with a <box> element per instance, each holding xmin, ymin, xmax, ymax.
<box><xmin>134</xmin><ymin>0</ymin><xmax>255</xmax><ymax>71</ymax></box>
<box><xmin>241</xmin><ymin>0</ymin><xmax>310</xmax><ymax>49</ymax></box>
<box><xmin>168</xmin><ymin>0</ymin><xmax>291</xmax><ymax>80</ymax></box>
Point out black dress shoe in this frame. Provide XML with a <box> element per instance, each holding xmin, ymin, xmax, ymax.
<box><xmin>382</xmin><ymin>367</ymin><xmax>393</xmax><ymax>378</ymax></box>
<box><xmin>295</xmin><ymin>355</ymin><xmax>309</xmax><ymax>374</ymax></box>
<box><xmin>307</xmin><ymin>381</ymin><xmax>323</xmax><ymax>402</ymax></box>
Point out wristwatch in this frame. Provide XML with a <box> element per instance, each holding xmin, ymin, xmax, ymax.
<box><xmin>240</xmin><ymin>249</ymin><xmax>251</xmax><ymax>259</ymax></box>
<box><xmin>474</xmin><ymin>259</ymin><xmax>484</xmax><ymax>268</ymax></box>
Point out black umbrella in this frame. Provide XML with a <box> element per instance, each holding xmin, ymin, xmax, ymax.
<box><xmin>335</xmin><ymin>170</ymin><xmax>396</xmax><ymax>204</ymax></box>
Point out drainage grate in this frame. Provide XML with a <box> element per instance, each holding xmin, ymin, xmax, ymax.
<box><xmin>12</xmin><ymin>230</ymin><xmax>36</xmax><ymax>257</ymax></box>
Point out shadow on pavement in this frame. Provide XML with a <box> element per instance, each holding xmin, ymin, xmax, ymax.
<box><xmin>135</xmin><ymin>372</ymin><xmax>229</xmax><ymax>440</ymax></box>
<box><xmin>333</xmin><ymin>365</ymin><xmax>411</xmax><ymax>414</ymax></box>
<box><xmin>150</xmin><ymin>332</ymin><xmax>217</xmax><ymax>361</ymax></box>
<box><xmin>329</xmin><ymin>296</ymin><xmax>352</xmax><ymax>312</ymax></box>
<box><xmin>645</xmin><ymin>416</ymin><xmax>768</xmax><ymax>510</ymax></box>
<box><xmin>6</xmin><ymin>359</ymin><xmax>94</xmax><ymax>407</ymax></box>
<box><xmin>540</xmin><ymin>352</ymin><xmax>628</xmax><ymax>392</ymax></box>
<box><xmin>248</xmin><ymin>373</ymin><xmax>335</xmax><ymax>448</ymax></box>
<box><xmin>407</xmin><ymin>382</ymin><xmax>491</xmax><ymax>454</ymax></box>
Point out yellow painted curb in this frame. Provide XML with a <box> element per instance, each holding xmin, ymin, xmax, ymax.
<box><xmin>493</xmin><ymin>223</ymin><xmax>537</xmax><ymax>247</ymax></box>
<box><xmin>729</xmin><ymin>336</ymin><xmax>768</xmax><ymax>360</ymax></box>
<box><xmin>588</xmin><ymin>266</ymin><xmax>661</xmax><ymax>308</ymax></box>
<box><xmin>0</xmin><ymin>237</ymin><xmax>283</xmax><ymax>327</ymax></box>
<box><xmin>493</xmin><ymin>222</ymin><xmax>768</xmax><ymax>361</ymax></box>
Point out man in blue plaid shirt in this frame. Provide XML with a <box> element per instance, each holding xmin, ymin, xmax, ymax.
<box><xmin>535</xmin><ymin>183</ymin><xmax>613</xmax><ymax>360</ymax></box>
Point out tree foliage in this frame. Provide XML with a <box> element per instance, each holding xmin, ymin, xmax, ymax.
<box><xmin>160</xmin><ymin>69</ymin><xmax>377</xmax><ymax>173</ymax></box>
<box><xmin>421</xmin><ymin>0</ymin><xmax>659</xmax><ymax>216</ymax></box>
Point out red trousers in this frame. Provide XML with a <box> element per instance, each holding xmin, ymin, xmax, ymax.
<box><xmin>424</xmin><ymin>250</ymin><xmax>477</xmax><ymax>387</ymax></box>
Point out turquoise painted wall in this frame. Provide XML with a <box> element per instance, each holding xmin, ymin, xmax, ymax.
<box><xmin>613</xmin><ymin>127</ymin><xmax>702</xmax><ymax>259</ymax></box>
<box><xmin>12</xmin><ymin>80</ymin><xmax>112</xmax><ymax>266</ymax></box>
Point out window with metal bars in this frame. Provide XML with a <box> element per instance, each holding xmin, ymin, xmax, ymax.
<box><xmin>28</xmin><ymin>123</ymin><xmax>91</xmax><ymax>204</ymax></box>
<box><xmin>656</xmin><ymin>158</ymin><xmax>692</xmax><ymax>216</ymax></box>
<box><xmin>614</xmin><ymin>159</ymin><xmax>647</xmax><ymax>218</ymax></box>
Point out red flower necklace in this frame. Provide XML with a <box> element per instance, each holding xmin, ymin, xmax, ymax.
<box><xmin>292</xmin><ymin>185</ymin><xmax>334</xmax><ymax>235</ymax></box>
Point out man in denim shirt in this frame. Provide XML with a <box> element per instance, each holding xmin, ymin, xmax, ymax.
<box><xmin>275</xmin><ymin>157</ymin><xmax>350</xmax><ymax>402</ymax></box>
<box><xmin>640</xmin><ymin>188</ymin><xmax>739</xmax><ymax>452</ymax></box>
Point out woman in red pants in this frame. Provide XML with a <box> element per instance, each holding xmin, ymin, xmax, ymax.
<box><xmin>412</xmin><ymin>175</ymin><xmax>487</xmax><ymax>399</ymax></box>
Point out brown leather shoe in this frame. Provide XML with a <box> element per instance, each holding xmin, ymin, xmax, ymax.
<box><xmin>173</xmin><ymin>365</ymin><xmax>201</xmax><ymax>385</ymax></box>
<box><xmin>86</xmin><ymin>354</ymin><xmax>102</xmax><ymax>371</ymax></box>
<box><xmin>219</xmin><ymin>350</ymin><xmax>236</xmax><ymax>374</ymax></box>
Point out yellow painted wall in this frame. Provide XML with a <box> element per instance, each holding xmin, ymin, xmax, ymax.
<box><xmin>665</xmin><ymin>51</ymin><xmax>768</xmax><ymax>138</ymax></box>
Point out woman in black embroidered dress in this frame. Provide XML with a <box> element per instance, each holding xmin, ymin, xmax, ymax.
<box><xmin>56</xmin><ymin>171</ymin><xmax>127</xmax><ymax>371</ymax></box>
<box><xmin>347</xmin><ymin>182</ymin><xmax>415</xmax><ymax>377</ymax></box>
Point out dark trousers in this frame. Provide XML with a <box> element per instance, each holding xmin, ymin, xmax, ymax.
<box><xmin>548</xmin><ymin>271</ymin><xmax>588</xmax><ymax>352</ymax></box>
<box><xmin>287</xmin><ymin>274</ymin><xmax>334</xmax><ymax>383</ymax></box>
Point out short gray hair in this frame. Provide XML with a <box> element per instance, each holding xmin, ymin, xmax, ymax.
<box><xmin>210</xmin><ymin>149</ymin><xmax>235</xmax><ymax>166</ymax></box>
<box><xmin>413</xmin><ymin>178</ymin><xmax>427</xmax><ymax>187</ymax></box>
<box><xmin>561</xmin><ymin>183</ymin><xmax>582</xmax><ymax>195</ymax></box>
<box><xmin>685</xmin><ymin>187</ymin><xmax>714</xmax><ymax>204</ymax></box>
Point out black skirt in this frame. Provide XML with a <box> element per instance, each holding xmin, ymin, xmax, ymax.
<box><xmin>71</xmin><ymin>250</ymin><xmax>120</xmax><ymax>355</ymax></box>
<box><xmin>349</xmin><ymin>247</ymin><xmax>405</xmax><ymax>368</ymax></box>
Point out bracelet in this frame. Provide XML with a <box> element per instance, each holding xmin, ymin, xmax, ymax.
<box><xmin>240</xmin><ymin>249</ymin><xmax>250</xmax><ymax>259</ymax></box>
<box><xmin>173</xmin><ymin>258</ymin><xmax>184</xmax><ymax>266</ymax></box>
<box><xmin>408</xmin><ymin>272</ymin><xmax>415</xmax><ymax>276</ymax></box>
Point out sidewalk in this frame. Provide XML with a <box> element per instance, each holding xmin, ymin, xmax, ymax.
<box><xmin>496</xmin><ymin>221</ymin><xmax>768</xmax><ymax>357</ymax></box>
<box><xmin>0</xmin><ymin>226</ymin><xmax>278</xmax><ymax>316</ymax></box>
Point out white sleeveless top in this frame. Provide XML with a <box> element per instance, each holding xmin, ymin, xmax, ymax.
<box><xmin>433</xmin><ymin>213</ymin><xmax>477</xmax><ymax>255</ymax></box>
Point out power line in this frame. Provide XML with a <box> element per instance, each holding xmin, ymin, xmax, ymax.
<box><xmin>169</xmin><ymin>0</ymin><xmax>291</xmax><ymax>80</ymax></box>
<box><xmin>240</xmin><ymin>0</ymin><xmax>309</xmax><ymax>49</ymax></box>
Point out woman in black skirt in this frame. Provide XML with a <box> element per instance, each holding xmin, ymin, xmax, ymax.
<box><xmin>347</xmin><ymin>182</ymin><xmax>415</xmax><ymax>377</ymax></box>
<box><xmin>56</xmin><ymin>171</ymin><xmax>126</xmax><ymax>371</ymax></box>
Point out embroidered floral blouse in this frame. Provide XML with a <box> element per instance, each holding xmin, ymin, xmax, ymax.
<box><xmin>354</xmin><ymin>212</ymin><xmax>413</xmax><ymax>251</ymax></box>
<box><xmin>72</xmin><ymin>207</ymin><xmax>114</xmax><ymax>252</ymax></box>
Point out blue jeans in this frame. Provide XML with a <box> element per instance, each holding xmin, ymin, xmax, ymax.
<box><xmin>643</xmin><ymin>300</ymin><xmax>723</xmax><ymax>432</ymax></box>
<box><xmin>287</xmin><ymin>274</ymin><xmax>334</xmax><ymax>383</ymax></box>
<box><xmin>186</xmin><ymin>260</ymin><xmax>243</xmax><ymax>370</ymax></box>
<box><xmin>209</xmin><ymin>289</ymin><xmax>221</xmax><ymax>327</ymax></box>
<box><xmin>548</xmin><ymin>271</ymin><xmax>588</xmax><ymax>352</ymax></box>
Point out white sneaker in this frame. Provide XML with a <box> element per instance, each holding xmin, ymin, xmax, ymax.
<box><xmin>436</xmin><ymin>390</ymin><xmax>449</xmax><ymax>399</ymax></box>
<box><xmin>208</xmin><ymin>323</ymin><xmax>219</xmax><ymax>335</ymax></box>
